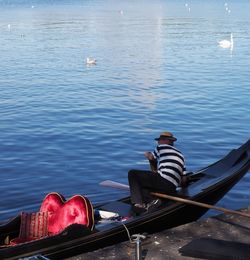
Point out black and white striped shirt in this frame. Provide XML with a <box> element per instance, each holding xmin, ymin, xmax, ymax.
<box><xmin>152</xmin><ymin>144</ymin><xmax>186</xmax><ymax>187</ymax></box>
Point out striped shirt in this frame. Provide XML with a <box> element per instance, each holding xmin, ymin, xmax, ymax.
<box><xmin>152</xmin><ymin>144</ymin><xmax>186</xmax><ymax>187</ymax></box>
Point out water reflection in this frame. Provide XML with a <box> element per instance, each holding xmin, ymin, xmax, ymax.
<box><xmin>0</xmin><ymin>0</ymin><xmax>250</xmax><ymax>222</ymax></box>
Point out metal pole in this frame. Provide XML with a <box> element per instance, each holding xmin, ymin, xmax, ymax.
<box><xmin>131</xmin><ymin>234</ymin><xmax>146</xmax><ymax>260</ymax></box>
<box><xmin>135</xmin><ymin>237</ymin><xmax>141</xmax><ymax>260</ymax></box>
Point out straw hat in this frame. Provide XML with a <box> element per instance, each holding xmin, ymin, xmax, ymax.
<box><xmin>154</xmin><ymin>131</ymin><xmax>177</xmax><ymax>142</ymax></box>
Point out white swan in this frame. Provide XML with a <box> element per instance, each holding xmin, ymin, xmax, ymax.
<box><xmin>86</xmin><ymin>57</ymin><xmax>96</xmax><ymax>65</ymax></box>
<box><xmin>218</xmin><ymin>33</ymin><xmax>233</xmax><ymax>50</ymax></box>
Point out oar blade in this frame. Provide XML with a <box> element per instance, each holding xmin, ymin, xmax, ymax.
<box><xmin>100</xmin><ymin>180</ymin><xmax>130</xmax><ymax>190</ymax></box>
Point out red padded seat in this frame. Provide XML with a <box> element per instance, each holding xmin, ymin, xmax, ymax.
<box><xmin>40</xmin><ymin>192</ymin><xmax>94</xmax><ymax>235</ymax></box>
<box><xmin>10</xmin><ymin>192</ymin><xmax>94</xmax><ymax>245</ymax></box>
<box><xmin>10</xmin><ymin>211</ymin><xmax>48</xmax><ymax>245</ymax></box>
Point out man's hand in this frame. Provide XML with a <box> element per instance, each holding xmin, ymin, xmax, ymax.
<box><xmin>144</xmin><ymin>152</ymin><xmax>157</xmax><ymax>173</ymax></box>
<box><xmin>144</xmin><ymin>151</ymin><xmax>154</xmax><ymax>161</ymax></box>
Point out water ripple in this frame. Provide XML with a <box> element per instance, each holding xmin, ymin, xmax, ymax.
<box><xmin>0</xmin><ymin>0</ymin><xmax>250</xmax><ymax>221</ymax></box>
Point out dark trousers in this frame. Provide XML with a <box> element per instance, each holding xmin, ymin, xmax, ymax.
<box><xmin>128</xmin><ymin>169</ymin><xmax>176</xmax><ymax>205</ymax></box>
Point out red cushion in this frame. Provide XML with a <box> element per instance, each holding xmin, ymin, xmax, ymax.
<box><xmin>10</xmin><ymin>237</ymin><xmax>37</xmax><ymax>245</ymax></box>
<box><xmin>40</xmin><ymin>192</ymin><xmax>66</xmax><ymax>214</ymax></box>
<box><xmin>10</xmin><ymin>211</ymin><xmax>48</xmax><ymax>245</ymax></box>
<box><xmin>40</xmin><ymin>193</ymin><xmax>94</xmax><ymax>235</ymax></box>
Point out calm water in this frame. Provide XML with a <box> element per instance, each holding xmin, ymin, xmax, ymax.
<box><xmin>0</xmin><ymin>0</ymin><xmax>249</xmax><ymax>222</ymax></box>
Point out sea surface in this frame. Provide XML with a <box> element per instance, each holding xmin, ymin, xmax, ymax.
<box><xmin>0</xmin><ymin>0</ymin><xmax>249</xmax><ymax>222</ymax></box>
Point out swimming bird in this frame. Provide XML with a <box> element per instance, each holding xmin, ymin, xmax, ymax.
<box><xmin>218</xmin><ymin>33</ymin><xmax>233</xmax><ymax>50</ymax></box>
<box><xmin>86</xmin><ymin>57</ymin><xmax>96</xmax><ymax>65</ymax></box>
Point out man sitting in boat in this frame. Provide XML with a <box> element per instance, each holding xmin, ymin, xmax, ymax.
<box><xmin>128</xmin><ymin>131</ymin><xmax>187</xmax><ymax>211</ymax></box>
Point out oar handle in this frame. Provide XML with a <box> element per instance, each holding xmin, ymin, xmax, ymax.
<box><xmin>151</xmin><ymin>192</ymin><xmax>250</xmax><ymax>218</ymax></box>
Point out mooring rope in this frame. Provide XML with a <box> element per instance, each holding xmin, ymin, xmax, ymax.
<box><xmin>120</xmin><ymin>222</ymin><xmax>133</xmax><ymax>243</ymax></box>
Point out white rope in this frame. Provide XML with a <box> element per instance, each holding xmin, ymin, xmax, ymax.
<box><xmin>120</xmin><ymin>222</ymin><xmax>133</xmax><ymax>243</ymax></box>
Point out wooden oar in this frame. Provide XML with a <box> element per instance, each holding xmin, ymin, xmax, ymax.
<box><xmin>151</xmin><ymin>192</ymin><xmax>250</xmax><ymax>218</ymax></box>
<box><xmin>100</xmin><ymin>180</ymin><xmax>250</xmax><ymax>218</ymax></box>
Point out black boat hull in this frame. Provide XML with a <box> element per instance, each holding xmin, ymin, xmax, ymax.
<box><xmin>1</xmin><ymin>140</ymin><xmax>250</xmax><ymax>259</ymax></box>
